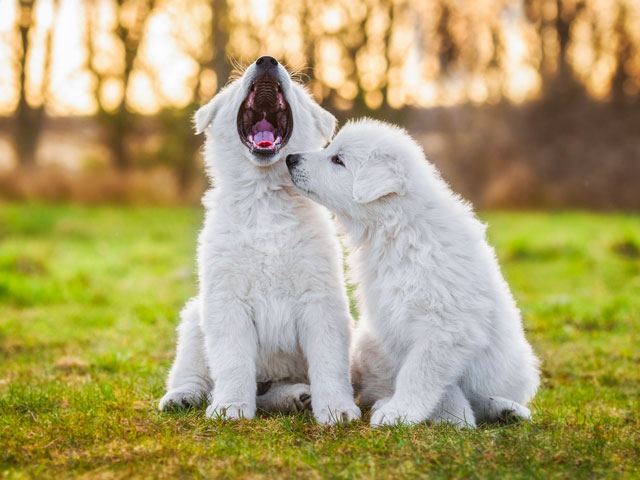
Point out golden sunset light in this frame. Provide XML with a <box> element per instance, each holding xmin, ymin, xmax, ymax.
<box><xmin>3</xmin><ymin>0</ymin><xmax>637</xmax><ymax>117</ymax></box>
<box><xmin>0</xmin><ymin>0</ymin><xmax>638</xmax><ymax>209</ymax></box>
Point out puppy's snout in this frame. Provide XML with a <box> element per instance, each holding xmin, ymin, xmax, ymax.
<box><xmin>286</xmin><ymin>154</ymin><xmax>300</xmax><ymax>170</ymax></box>
<box><xmin>256</xmin><ymin>56</ymin><xmax>279</xmax><ymax>70</ymax></box>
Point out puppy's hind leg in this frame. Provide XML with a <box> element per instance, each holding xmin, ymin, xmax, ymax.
<box><xmin>430</xmin><ymin>384</ymin><xmax>476</xmax><ymax>429</ymax></box>
<box><xmin>351</xmin><ymin>328</ymin><xmax>395</xmax><ymax>409</ymax></box>
<box><xmin>159</xmin><ymin>298</ymin><xmax>213</xmax><ymax>410</ymax></box>
<box><xmin>468</xmin><ymin>393</ymin><xmax>532</xmax><ymax>424</ymax></box>
<box><xmin>256</xmin><ymin>382</ymin><xmax>312</xmax><ymax>413</ymax></box>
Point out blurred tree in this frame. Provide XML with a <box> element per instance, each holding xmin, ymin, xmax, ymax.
<box><xmin>85</xmin><ymin>0</ymin><xmax>156</xmax><ymax>170</ymax></box>
<box><xmin>211</xmin><ymin>0</ymin><xmax>232</xmax><ymax>90</ymax></box>
<box><xmin>524</xmin><ymin>0</ymin><xmax>584</xmax><ymax>99</ymax></box>
<box><xmin>435</xmin><ymin>2</ymin><xmax>457</xmax><ymax>74</ymax></box>
<box><xmin>161</xmin><ymin>0</ymin><xmax>233</xmax><ymax>191</ymax></box>
<box><xmin>325</xmin><ymin>1</ymin><xmax>372</xmax><ymax>114</ymax></box>
<box><xmin>611</xmin><ymin>3</ymin><xmax>637</xmax><ymax>104</ymax></box>
<box><xmin>13</xmin><ymin>0</ymin><xmax>57</xmax><ymax>167</ymax></box>
<box><xmin>1</xmin><ymin>0</ymin><xmax>639</xmax><ymax>205</ymax></box>
<box><xmin>523</xmin><ymin>0</ymin><xmax>640</xmax><ymax>102</ymax></box>
<box><xmin>297</xmin><ymin>0</ymin><xmax>411</xmax><ymax>116</ymax></box>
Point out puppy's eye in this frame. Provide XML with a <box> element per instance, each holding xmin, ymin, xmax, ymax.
<box><xmin>331</xmin><ymin>155</ymin><xmax>344</xmax><ymax>167</ymax></box>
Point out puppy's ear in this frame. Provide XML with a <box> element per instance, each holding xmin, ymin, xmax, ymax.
<box><xmin>310</xmin><ymin>102</ymin><xmax>337</xmax><ymax>143</ymax></box>
<box><xmin>292</xmin><ymin>84</ymin><xmax>336</xmax><ymax>143</ymax></box>
<box><xmin>352</xmin><ymin>151</ymin><xmax>406</xmax><ymax>204</ymax></box>
<box><xmin>194</xmin><ymin>95</ymin><xmax>221</xmax><ymax>134</ymax></box>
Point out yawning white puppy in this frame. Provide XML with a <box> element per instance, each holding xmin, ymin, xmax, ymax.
<box><xmin>287</xmin><ymin>119</ymin><xmax>540</xmax><ymax>427</ymax></box>
<box><xmin>159</xmin><ymin>57</ymin><xmax>360</xmax><ymax>425</ymax></box>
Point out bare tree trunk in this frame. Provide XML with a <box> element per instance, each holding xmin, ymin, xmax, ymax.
<box><xmin>212</xmin><ymin>0</ymin><xmax>231</xmax><ymax>89</ymax></box>
<box><xmin>555</xmin><ymin>0</ymin><xmax>571</xmax><ymax>80</ymax></box>
<box><xmin>341</xmin><ymin>2</ymin><xmax>370</xmax><ymax>117</ymax></box>
<box><xmin>85</xmin><ymin>0</ymin><xmax>155</xmax><ymax>171</ymax></box>
<box><xmin>379</xmin><ymin>0</ymin><xmax>399</xmax><ymax>117</ymax></box>
<box><xmin>611</xmin><ymin>4</ymin><xmax>634</xmax><ymax>104</ymax></box>
<box><xmin>14</xmin><ymin>0</ymin><xmax>54</xmax><ymax>167</ymax></box>
<box><xmin>169</xmin><ymin>0</ymin><xmax>231</xmax><ymax>193</ymax></box>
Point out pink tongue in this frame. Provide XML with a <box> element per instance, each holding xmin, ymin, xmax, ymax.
<box><xmin>254</xmin><ymin>131</ymin><xmax>275</xmax><ymax>145</ymax></box>
<box><xmin>252</xmin><ymin>118</ymin><xmax>275</xmax><ymax>146</ymax></box>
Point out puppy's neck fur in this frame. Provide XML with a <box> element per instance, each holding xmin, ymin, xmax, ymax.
<box><xmin>339</xmin><ymin>180</ymin><xmax>482</xmax><ymax>287</ymax></box>
<box><xmin>202</xmin><ymin>142</ymin><xmax>316</xmax><ymax>227</ymax></box>
<box><xmin>336</xmin><ymin>200</ymin><xmax>408</xmax><ymax>248</ymax></box>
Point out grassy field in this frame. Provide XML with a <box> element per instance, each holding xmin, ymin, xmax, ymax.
<box><xmin>0</xmin><ymin>204</ymin><xmax>639</xmax><ymax>479</ymax></box>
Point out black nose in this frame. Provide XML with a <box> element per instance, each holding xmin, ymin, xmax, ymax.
<box><xmin>286</xmin><ymin>154</ymin><xmax>300</xmax><ymax>169</ymax></box>
<box><xmin>256</xmin><ymin>56</ymin><xmax>278</xmax><ymax>69</ymax></box>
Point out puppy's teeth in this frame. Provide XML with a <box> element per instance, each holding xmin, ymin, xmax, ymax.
<box><xmin>275</xmin><ymin>136</ymin><xmax>281</xmax><ymax>145</ymax></box>
<box><xmin>246</xmin><ymin>91</ymin><xmax>256</xmax><ymax>109</ymax></box>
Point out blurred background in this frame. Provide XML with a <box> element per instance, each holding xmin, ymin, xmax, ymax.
<box><xmin>0</xmin><ymin>0</ymin><xmax>639</xmax><ymax>208</ymax></box>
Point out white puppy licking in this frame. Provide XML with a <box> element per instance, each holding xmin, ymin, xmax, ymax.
<box><xmin>159</xmin><ymin>57</ymin><xmax>360</xmax><ymax>425</ymax></box>
<box><xmin>287</xmin><ymin>119</ymin><xmax>540</xmax><ymax>428</ymax></box>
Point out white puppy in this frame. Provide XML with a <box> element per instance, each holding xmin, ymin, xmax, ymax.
<box><xmin>159</xmin><ymin>56</ymin><xmax>360</xmax><ymax>425</ymax></box>
<box><xmin>286</xmin><ymin>119</ymin><xmax>540</xmax><ymax>428</ymax></box>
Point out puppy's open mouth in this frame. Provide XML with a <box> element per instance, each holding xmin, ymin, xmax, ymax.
<box><xmin>237</xmin><ymin>74</ymin><xmax>293</xmax><ymax>156</ymax></box>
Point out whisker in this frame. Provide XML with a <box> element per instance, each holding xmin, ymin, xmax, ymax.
<box><xmin>228</xmin><ymin>56</ymin><xmax>248</xmax><ymax>82</ymax></box>
<box><xmin>280</xmin><ymin>60</ymin><xmax>312</xmax><ymax>84</ymax></box>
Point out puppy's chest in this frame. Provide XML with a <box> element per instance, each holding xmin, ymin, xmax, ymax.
<box><xmin>225</xmin><ymin>238</ymin><xmax>308</xmax><ymax>291</ymax></box>
<box><xmin>354</xmin><ymin>259</ymin><xmax>442</xmax><ymax>341</ymax></box>
<box><xmin>205</xmin><ymin>219</ymin><xmax>323</xmax><ymax>292</ymax></box>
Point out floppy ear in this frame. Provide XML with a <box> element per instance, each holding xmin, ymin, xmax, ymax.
<box><xmin>310</xmin><ymin>101</ymin><xmax>337</xmax><ymax>143</ymax></box>
<box><xmin>352</xmin><ymin>151</ymin><xmax>406</xmax><ymax>204</ymax></box>
<box><xmin>292</xmin><ymin>84</ymin><xmax>336</xmax><ymax>143</ymax></box>
<box><xmin>194</xmin><ymin>95</ymin><xmax>220</xmax><ymax>134</ymax></box>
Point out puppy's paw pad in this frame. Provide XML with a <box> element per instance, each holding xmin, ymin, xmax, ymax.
<box><xmin>206</xmin><ymin>402</ymin><xmax>255</xmax><ymax>420</ymax></box>
<box><xmin>159</xmin><ymin>389</ymin><xmax>208</xmax><ymax>411</ymax></box>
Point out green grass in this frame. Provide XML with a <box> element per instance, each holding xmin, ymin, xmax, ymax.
<box><xmin>1</xmin><ymin>204</ymin><xmax>639</xmax><ymax>479</ymax></box>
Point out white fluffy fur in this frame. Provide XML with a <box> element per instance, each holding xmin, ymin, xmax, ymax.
<box><xmin>288</xmin><ymin>119</ymin><xmax>540</xmax><ymax>428</ymax></box>
<box><xmin>159</xmin><ymin>60</ymin><xmax>360</xmax><ymax>425</ymax></box>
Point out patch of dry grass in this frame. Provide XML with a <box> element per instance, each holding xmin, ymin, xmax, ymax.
<box><xmin>0</xmin><ymin>167</ymin><xmax>204</xmax><ymax>205</ymax></box>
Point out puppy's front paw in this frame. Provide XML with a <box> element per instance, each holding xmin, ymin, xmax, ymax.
<box><xmin>314</xmin><ymin>400</ymin><xmax>361</xmax><ymax>425</ymax></box>
<box><xmin>370</xmin><ymin>402</ymin><xmax>424</xmax><ymax>427</ymax></box>
<box><xmin>159</xmin><ymin>388</ymin><xmax>209</xmax><ymax>411</ymax></box>
<box><xmin>371</xmin><ymin>396</ymin><xmax>392</xmax><ymax>412</ymax></box>
<box><xmin>206</xmin><ymin>401</ymin><xmax>255</xmax><ymax>420</ymax></box>
<box><xmin>499</xmin><ymin>403</ymin><xmax>532</xmax><ymax>423</ymax></box>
